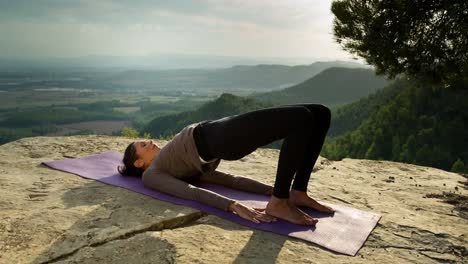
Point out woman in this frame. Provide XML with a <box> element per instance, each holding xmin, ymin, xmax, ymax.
<box><xmin>118</xmin><ymin>104</ymin><xmax>335</xmax><ymax>226</ymax></box>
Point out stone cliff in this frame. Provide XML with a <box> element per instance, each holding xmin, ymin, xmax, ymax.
<box><xmin>0</xmin><ymin>135</ymin><xmax>466</xmax><ymax>263</ymax></box>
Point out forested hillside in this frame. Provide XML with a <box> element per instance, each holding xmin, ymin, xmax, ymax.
<box><xmin>323</xmin><ymin>80</ymin><xmax>468</xmax><ymax>173</ymax></box>
<box><xmin>328</xmin><ymin>79</ymin><xmax>407</xmax><ymax>137</ymax></box>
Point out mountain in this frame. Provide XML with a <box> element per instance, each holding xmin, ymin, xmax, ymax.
<box><xmin>250</xmin><ymin>67</ymin><xmax>389</xmax><ymax>106</ymax></box>
<box><xmin>99</xmin><ymin>61</ymin><xmax>368</xmax><ymax>94</ymax></box>
<box><xmin>0</xmin><ymin>54</ymin><xmax>365</xmax><ymax>70</ymax></box>
<box><xmin>206</xmin><ymin>61</ymin><xmax>367</xmax><ymax>91</ymax></box>
<box><xmin>144</xmin><ymin>93</ymin><xmax>273</xmax><ymax>138</ymax></box>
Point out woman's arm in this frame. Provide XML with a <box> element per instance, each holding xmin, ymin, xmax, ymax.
<box><xmin>143</xmin><ymin>169</ymin><xmax>276</xmax><ymax>224</ymax></box>
<box><xmin>200</xmin><ymin>170</ymin><xmax>273</xmax><ymax>195</ymax></box>
<box><xmin>142</xmin><ymin>169</ymin><xmax>235</xmax><ymax>211</ymax></box>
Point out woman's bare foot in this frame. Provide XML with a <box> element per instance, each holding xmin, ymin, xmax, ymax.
<box><xmin>295</xmin><ymin>206</ymin><xmax>317</xmax><ymax>221</ymax></box>
<box><xmin>289</xmin><ymin>190</ymin><xmax>335</xmax><ymax>213</ymax></box>
<box><xmin>266</xmin><ymin>196</ymin><xmax>318</xmax><ymax>226</ymax></box>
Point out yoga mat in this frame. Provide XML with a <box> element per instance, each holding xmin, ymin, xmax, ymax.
<box><xmin>42</xmin><ymin>150</ymin><xmax>381</xmax><ymax>256</ymax></box>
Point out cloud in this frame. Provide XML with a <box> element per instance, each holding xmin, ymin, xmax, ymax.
<box><xmin>0</xmin><ymin>0</ymin><xmax>332</xmax><ymax>29</ymax></box>
<box><xmin>0</xmin><ymin>0</ymin><xmax>351</xmax><ymax>60</ymax></box>
<box><xmin>206</xmin><ymin>0</ymin><xmax>332</xmax><ymax>28</ymax></box>
<box><xmin>0</xmin><ymin>0</ymin><xmax>212</xmax><ymax>24</ymax></box>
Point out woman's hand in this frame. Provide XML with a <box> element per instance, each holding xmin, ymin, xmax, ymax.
<box><xmin>228</xmin><ymin>201</ymin><xmax>277</xmax><ymax>224</ymax></box>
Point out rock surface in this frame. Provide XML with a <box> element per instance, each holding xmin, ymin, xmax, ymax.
<box><xmin>0</xmin><ymin>135</ymin><xmax>466</xmax><ymax>264</ymax></box>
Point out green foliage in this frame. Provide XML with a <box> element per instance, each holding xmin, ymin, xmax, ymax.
<box><xmin>323</xmin><ymin>79</ymin><xmax>468</xmax><ymax>172</ymax></box>
<box><xmin>120</xmin><ymin>127</ymin><xmax>153</xmax><ymax>139</ymax></box>
<box><xmin>328</xmin><ymin>78</ymin><xmax>406</xmax><ymax>137</ymax></box>
<box><xmin>155</xmin><ymin>133</ymin><xmax>175</xmax><ymax>141</ymax></box>
<box><xmin>121</xmin><ymin>127</ymin><xmax>140</xmax><ymax>138</ymax></box>
<box><xmin>142</xmin><ymin>132</ymin><xmax>152</xmax><ymax>139</ymax></box>
<box><xmin>451</xmin><ymin>159</ymin><xmax>466</xmax><ymax>173</ymax></box>
<box><xmin>332</xmin><ymin>0</ymin><xmax>468</xmax><ymax>86</ymax></box>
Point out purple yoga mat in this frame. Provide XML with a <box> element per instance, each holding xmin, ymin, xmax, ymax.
<box><xmin>42</xmin><ymin>150</ymin><xmax>381</xmax><ymax>256</ymax></box>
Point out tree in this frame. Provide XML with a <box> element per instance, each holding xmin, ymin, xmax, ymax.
<box><xmin>451</xmin><ymin>158</ymin><xmax>466</xmax><ymax>173</ymax></box>
<box><xmin>121</xmin><ymin>127</ymin><xmax>140</xmax><ymax>138</ymax></box>
<box><xmin>332</xmin><ymin>0</ymin><xmax>468</xmax><ymax>86</ymax></box>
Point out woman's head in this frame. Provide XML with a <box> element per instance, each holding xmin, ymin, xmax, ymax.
<box><xmin>118</xmin><ymin>140</ymin><xmax>161</xmax><ymax>178</ymax></box>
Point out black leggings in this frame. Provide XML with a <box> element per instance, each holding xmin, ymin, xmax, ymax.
<box><xmin>193</xmin><ymin>104</ymin><xmax>331</xmax><ymax>198</ymax></box>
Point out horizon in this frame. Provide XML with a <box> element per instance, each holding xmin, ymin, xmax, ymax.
<box><xmin>0</xmin><ymin>54</ymin><xmax>366</xmax><ymax>70</ymax></box>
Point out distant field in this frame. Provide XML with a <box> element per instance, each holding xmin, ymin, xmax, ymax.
<box><xmin>113</xmin><ymin>106</ymin><xmax>141</xmax><ymax>113</ymax></box>
<box><xmin>46</xmin><ymin>120</ymin><xmax>133</xmax><ymax>136</ymax></box>
<box><xmin>147</xmin><ymin>95</ymin><xmax>180</xmax><ymax>103</ymax></box>
<box><xmin>0</xmin><ymin>90</ymin><xmax>182</xmax><ymax>109</ymax></box>
<box><xmin>0</xmin><ymin>91</ymin><xmax>98</xmax><ymax>108</ymax></box>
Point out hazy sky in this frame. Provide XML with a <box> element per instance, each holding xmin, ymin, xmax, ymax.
<box><xmin>0</xmin><ymin>0</ymin><xmax>353</xmax><ymax>60</ymax></box>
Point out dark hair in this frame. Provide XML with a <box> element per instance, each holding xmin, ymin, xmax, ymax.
<box><xmin>118</xmin><ymin>142</ymin><xmax>144</xmax><ymax>178</ymax></box>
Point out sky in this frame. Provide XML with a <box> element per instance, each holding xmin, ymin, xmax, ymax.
<box><xmin>0</xmin><ymin>0</ymin><xmax>354</xmax><ymax>61</ymax></box>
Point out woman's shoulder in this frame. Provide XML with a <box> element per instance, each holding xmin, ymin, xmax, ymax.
<box><xmin>167</xmin><ymin>122</ymin><xmax>200</xmax><ymax>146</ymax></box>
<box><xmin>142</xmin><ymin>164</ymin><xmax>167</xmax><ymax>179</ymax></box>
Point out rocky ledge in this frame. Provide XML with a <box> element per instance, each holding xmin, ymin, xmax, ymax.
<box><xmin>0</xmin><ymin>135</ymin><xmax>466</xmax><ymax>263</ymax></box>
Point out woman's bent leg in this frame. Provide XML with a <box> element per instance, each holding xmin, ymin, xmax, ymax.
<box><xmin>197</xmin><ymin>105</ymin><xmax>318</xmax><ymax>198</ymax></box>
<box><xmin>289</xmin><ymin>104</ymin><xmax>331</xmax><ymax>192</ymax></box>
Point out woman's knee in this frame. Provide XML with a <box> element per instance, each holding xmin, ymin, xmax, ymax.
<box><xmin>294</xmin><ymin>106</ymin><xmax>316</xmax><ymax>129</ymax></box>
<box><xmin>299</xmin><ymin>104</ymin><xmax>330</xmax><ymax>128</ymax></box>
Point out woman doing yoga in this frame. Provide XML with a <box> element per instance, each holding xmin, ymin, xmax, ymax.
<box><xmin>118</xmin><ymin>104</ymin><xmax>334</xmax><ymax>226</ymax></box>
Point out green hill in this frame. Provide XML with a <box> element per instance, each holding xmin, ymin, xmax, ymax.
<box><xmin>210</xmin><ymin>61</ymin><xmax>366</xmax><ymax>90</ymax></box>
<box><xmin>328</xmin><ymin>79</ymin><xmax>407</xmax><ymax>137</ymax></box>
<box><xmin>250</xmin><ymin>67</ymin><xmax>389</xmax><ymax>106</ymax></box>
<box><xmin>144</xmin><ymin>93</ymin><xmax>273</xmax><ymax>138</ymax></box>
<box><xmin>323</xmin><ymin>79</ymin><xmax>468</xmax><ymax>173</ymax></box>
